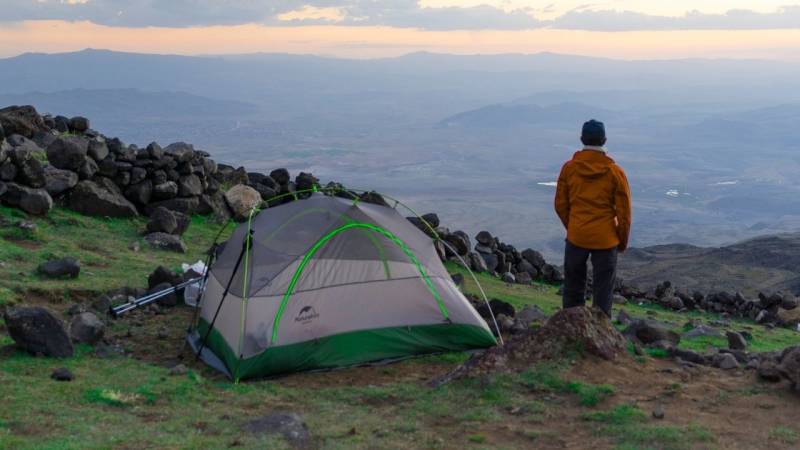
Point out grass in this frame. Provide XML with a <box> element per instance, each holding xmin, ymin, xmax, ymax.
<box><xmin>769</xmin><ymin>426</ymin><xmax>798</xmax><ymax>445</ymax></box>
<box><xmin>2</xmin><ymin>206</ymin><xmax>798</xmax><ymax>448</ymax></box>
<box><xmin>0</xmin><ymin>205</ymin><xmax>232</xmax><ymax>305</ymax></box>
<box><xmin>583</xmin><ymin>404</ymin><xmax>715</xmax><ymax>450</ymax></box>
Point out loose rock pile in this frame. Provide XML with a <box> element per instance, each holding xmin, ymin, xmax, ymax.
<box><xmin>0</xmin><ymin>105</ymin><xmax>322</xmax><ymax>223</ymax></box>
<box><xmin>404</xmin><ymin>216</ymin><xmax>564</xmax><ymax>284</ymax></box>
<box><xmin>617</xmin><ymin>280</ymin><xmax>800</xmax><ymax>329</ymax></box>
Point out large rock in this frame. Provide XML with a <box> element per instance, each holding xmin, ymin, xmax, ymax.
<box><xmin>164</xmin><ymin>142</ymin><xmax>195</xmax><ymax>163</ymax></box>
<box><xmin>269</xmin><ymin>168</ymin><xmax>291</xmax><ymax>185</ymax></box>
<box><xmin>1</xmin><ymin>182</ymin><xmax>52</xmax><ymax>215</ymax></box>
<box><xmin>87</xmin><ymin>139</ymin><xmax>109</xmax><ymax>161</ymax></box>
<box><xmin>444</xmin><ymin>232</ymin><xmax>470</xmax><ymax>256</ymax></box>
<box><xmin>38</xmin><ymin>257</ymin><xmax>80</xmax><ymax>279</ymax></box>
<box><xmin>778</xmin><ymin>347</ymin><xmax>800</xmax><ymax>388</ymax></box>
<box><xmin>47</xmin><ymin>136</ymin><xmax>88</xmax><ymax>171</ymax></box>
<box><xmin>152</xmin><ymin>181</ymin><xmax>179</xmax><ymax>200</ymax></box>
<box><xmin>623</xmin><ymin>319</ymin><xmax>680</xmax><ymax>348</ymax></box>
<box><xmin>69</xmin><ymin>312</ymin><xmax>105</xmax><ymax>345</ymax></box>
<box><xmin>3</xmin><ymin>306</ymin><xmax>74</xmax><ymax>357</ymax></box>
<box><xmin>144</xmin><ymin>232</ymin><xmax>187</xmax><ymax>253</ymax></box>
<box><xmin>69</xmin><ymin>180</ymin><xmax>138</xmax><ymax>218</ymax></box>
<box><xmin>777</xmin><ymin>307</ymin><xmax>800</xmax><ymax>326</ymax></box>
<box><xmin>224</xmin><ymin>184</ymin><xmax>261</xmax><ymax>221</ymax></box>
<box><xmin>521</xmin><ymin>249</ymin><xmax>546</xmax><ymax>270</ymax></box>
<box><xmin>68</xmin><ymin>116</ymin><xmax>90</xmax><ymax>134</ymax></box>
<box><xmin>198</xmin><ymin>192</ymin><xmax>232</xmax><ymax>221</ymax></box>
<box><xmin>178</xmin><ymin>174</ymin><xmax>203</xmax><ymax>197</ymax></box>
<box><xmin>147</xmin><ymin>206</ymin><xmax>190</xmax><ymax>236</ymax></box>
<box><xmin>10</xmin><ymin>149</ymin><xmax>46</xmax><ymax>188</ymax></box>
<box><xmin>124</xmin><ymin>180</ymin><xmax>153</xmax><ymax>205</ymax></box>
<box><xmin>43</xmin><ymin>166</ymin><xmax>78</xmax><ymax>196</ymax></box>
<box><xmin>0</xmin><ymin>105</ymin><xmax>46</xmax><ymax>138</ymax></box>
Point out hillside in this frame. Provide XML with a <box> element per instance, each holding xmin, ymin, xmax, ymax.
<box><xmin>620</xmin><ymin>233</ymin><xmax>800</xmax><ymax>295</ymax></box>
<box><xmin>1</xmin><ymin>104</ymin><xmax>799</xmax><ymax>449</ymax></box>
<box><xmin>2</xmin><ymin>205</ymin><xmax>800</xmax><ymax>449</ymax></box>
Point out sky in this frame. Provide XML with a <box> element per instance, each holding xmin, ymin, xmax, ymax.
<box><xmin>1</xmin><ymin>1</ymin><xmax>800</xmax><ymax>59</ymax></box>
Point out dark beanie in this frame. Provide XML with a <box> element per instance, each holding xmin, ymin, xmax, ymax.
<box><xmin>581</xmin><ymin>119</ymin><xmax>606</xmax><ymax>145</ymax></box>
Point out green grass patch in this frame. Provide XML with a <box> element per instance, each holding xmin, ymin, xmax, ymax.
<box><xmin>85</xmin><ymin>388</ymin><xmax>143</xmax><ymax>407</ymax></box>
<box><xmin>467</xmin><ymin>434</ymin><xmax>487</xmax><ymax>443</ymax></box>
<box><xmin>520</xmin><ymin>363</ymin><xmax>614</xmax><ymax>406</ymax></box>
<box><xmin>581</xmin><ymin>404</ymin><xmax>646</xmax><ymax>425</ymax></box>
<box><xmin>769</xmin><ymin>427</ymin><xmax>798</xmax><ymax>445</ymax></box>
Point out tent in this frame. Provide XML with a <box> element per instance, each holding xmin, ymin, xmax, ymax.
<box><xmin>188</xmin><ymin>192</ymin><xmax>497</xmax><ymax>380</ymax></box>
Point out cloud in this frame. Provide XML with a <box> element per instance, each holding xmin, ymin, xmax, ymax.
<box><xmin>3</xmin><ymin>1</ymin><xmax>800</xmax><ymax>31</ymax></box>
<box><xmin>552</xmin><ymin>6</ymin><xmax>800</xmax><ymax>31</ymax></box>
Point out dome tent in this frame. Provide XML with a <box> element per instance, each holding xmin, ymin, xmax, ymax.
<box><xmin>188</xmin><ymin>191</ymin><xmax>497</xmax><ymax>380</ymax></box>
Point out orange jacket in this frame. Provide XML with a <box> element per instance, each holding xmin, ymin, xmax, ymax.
<box><xmin>554</xmin><ymin>149</ymin><xmax>632</xmax><ymax>251</ymax></box>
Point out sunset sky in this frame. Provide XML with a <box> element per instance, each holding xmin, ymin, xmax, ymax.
<box><xmin>1</xmin><ymin>1</ymin><xmax>800</xmax><ymax>60</ymax></box>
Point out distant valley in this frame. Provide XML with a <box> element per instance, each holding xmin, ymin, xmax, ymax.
<box><xmin>1</xmin><ymin>49</ymin><xmax>799</xmax><ymax>262</ymax></box>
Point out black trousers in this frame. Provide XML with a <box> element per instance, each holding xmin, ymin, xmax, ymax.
<box><xmin>562</xmin><ymin>240</ymin><xmax>618</xmax><ymax>317</ymax></box>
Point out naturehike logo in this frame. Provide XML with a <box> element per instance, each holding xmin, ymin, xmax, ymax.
<box><xmin>295</xmin><ymin>306</ymin><xmax>320</xmax><ymax>324</ymax></box>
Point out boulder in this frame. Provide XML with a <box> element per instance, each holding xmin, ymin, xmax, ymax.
<box><xmin>778</xmin><ymin>347</ymin><xmax>800</xmax><ymax>387</ymax></box>
<box><xmin>0</xmin><ymin>105</ymin><xmax>46</xmax><ymax>138</ymax></box>
<box><xmin>87</xmin><ymin>139</ymin><xmax>109</xmax><ymax>161</ymax></box>
<box><xmin>147</xmin><ymin>206</ymin><xmax>190</xmax><ymax>236</ymax></box>
<box><xmin>11</xmin><ymin>149</ymin><xmax>46</xmax><ymax>188</ymax></box>
<box><xmin>726</xmin><ymin>331</ymin><xmax>748</xmax><ymax>350</ymax></box>
<box><xmin>757</xmin><ymin>360</ymin><xmax>783</xmax><ymax>382</ymax></box>
<box><xmin>77</xmin><ymin>157</ymin><xmax>98</xmax><ymax>180</ymax></box>
<box><xmin>224</xmin><ymin>184</ymin><xmax>261</xmax><ymax>221</ymax></box>
<box><xmin>148</xmin><ymin>282</ymin><xmax>178</xmax><ymax>307</ymax></box>
<box><xmin>178</xmin><ymin>174</ymin><xmax>203</xmax><ymax>197</ymax></box>
<box><xmin>295</xmin><ymin>172</ymin><xmax>319</xmax><ymax>195</ymax></box>
<box><xmin>478</xmin><ymin>252</ymin><xmax>499</xmax><ymax>273</ymax></box>
<box><xmin>3</xmin><ymin>306</ymin><xmax>74</xmax><ymax>357</ymax></box>
<box><xmin>69</xmin><ymin>312</ymin><xmax>105</xmax><ymax>345</ymax></box>
<box><xmin>124</xmin><ymin>180</ymin><xmax>153</xmax><ymax>205</ymax></box>
<box><xmin>43</xmin><ymin>166</ymin><xmax>78</xmax><ymax>196</ymax></box>
<box><xmin>1</xmin><ymin>182</ymin><xmax>52</xmax><ymax>215</ymax></box>
<box><xmin>164</xmin><ymin>142</ymin><xmax>195</xmax><ymax>163</ymax></box>
<box><xmin>515</xmin><ymin>271</ymin><xmax>533</xmax><ymax>284</ymax></box>
<box><xmin>777</xmin><ymin>307</ymin><xmax>800</xmax><ymax>326</ymax></box>
<box><xmin>501</xmin><ymin>272</ymin><xmax>516</xmax><ymax>283</ymax></box>
<box><xmin>198</xmin><ymin>192</ymin><xmax>232</xmax><ymax>221</ymax></box>
<box><xmin>475</xmin><ymin>231</ymin><xmax>494</xmax><ymax>247</ymax></box>
<box><xmin>444</xmin><ymin>232</ymin><xmax>470</xmax><ymax>256</ymax></box>
<box><xmin>683</xmin><ymin>325</ymin><xmax>722</xmax><ymax>339</ymax></box>
<box><xmin>148</xmin><ymin>266</ymin><xmax>182</xmax><ymax>290</ymax></box>
<box><xmin>69</xmin><ymin>180</ymin><xmax>138</xmax><ymax>217</ymax></box>
<box><xmin>521</xmin><ymin>249</ymin><xmax>546</xmax><ymax>270</ymax></box>
<box><xmin>516</xmin><ymin>305</ymin><xmax>548</xmax><ymax>325</ymax></box>
<box><xmin>46</xmin><ymin>136</ymin><xmax>88</xmax><ymax>171</ymax></box>
<box><xmin>468</xmin><ymin>251</ymin><xmax>488</xmax><ymax>273</ymax></box>
<box><xmin>269</xmin><ymin>168</ymin><xmax>291</xmax><ymax>185</ymax></box>
<box><xmin>52</xmin><ymin>115</ymin><xmax>70</xmax><ymax>133</ymax></box>
<box><xmin>623</xmin><ymin>319</ymin><xmax>680</xmax><ymax>348</ymax></box>
<box><xmin>38</xmin><ymin>257</ymin><xmax>80</xmax><ymax>279</ymax></box>
<box><xmin>0</xmin><ymin>160</ymin><xmax>16</xmax><ymax>181</ymax></box>
<box><xmin>781</xmin><ymin>294</ymin><xmax>798</xmax><ymax>310</ymax></box>
<box><xmin>129</xmin><ymin>167</ymin><xmax>147</xmax><ymax>185</ymax></box>
<box><xmin>144</xmin><ymin>232</ymin><xmax>187</xmax><ymax>253</ymax></box>
<box><xmin>715</xmin><ymin>353</ymin><xmax>739</xmax><ymax>370</ymax></box>
<box><xmin>153</xmin><ymin>181</ymin><xmax>179</xmax><ymax>200</ymax></box>
<box><xmin>68</xmin><ymin>116</ymin><xmax>90</xmax><ymax>134</ymax></box>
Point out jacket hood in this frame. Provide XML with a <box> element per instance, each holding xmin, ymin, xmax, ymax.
<box><xmin>570</xmin><ymin>150</ymin><xmax>615</xmax><ymax>179</ymax></box>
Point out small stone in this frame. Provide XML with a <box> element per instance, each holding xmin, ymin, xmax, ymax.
<box><xmin>157</xmin><ymin>328</ymin><xmax>169</xmax><ymax>340</ymax></box>
<box><xmin>128</xmin><ymin>241</ymin><xmax>141</xmax><ymax>252</ymax></box>
<box><xmin>50</xmin><ymin>367</ymin><xmax>74</xmax><ymax>381</ymax></box>
<box><xmin>652</xmin><ymin>404</ymin><xmax>665</xmax><ymax>419</ymax></box>
<box><xmin>169</xmin><ymin>364</ymin><xmax>188</xmax><ymax>376</ymax></box>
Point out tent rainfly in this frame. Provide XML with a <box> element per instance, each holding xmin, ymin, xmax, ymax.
<box><xmin>188</xmin><ymin>193</ymin><xmax>497</xmax><ymax>380</ymax></box>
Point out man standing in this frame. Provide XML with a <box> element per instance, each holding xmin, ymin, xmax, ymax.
<box><xmin>554</xmin><ymin>120</ymin><xmax>632</xmax><ymax>317</ymax></box>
